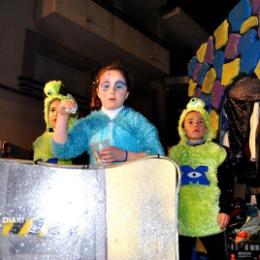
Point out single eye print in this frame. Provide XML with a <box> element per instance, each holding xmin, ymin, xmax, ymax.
<box><xmin>187</xmin><ymin>171</ymin><xmax>202</xmax><ymax>179</ymax></box>
<box><xmin>190</xmin><ymin>98</ymin><xmax>198</xmax><ymax>105</ymax></box>
<box><xmin>187</xmin><ymin>97</ymin><xmax>205</xmax><ymax>110</ymax></box>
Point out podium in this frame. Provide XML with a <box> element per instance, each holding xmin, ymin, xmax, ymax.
<box><xmin>0</xmin><ymin>156</ymin><xmax>180</xmax><ymax>259</ymax></box>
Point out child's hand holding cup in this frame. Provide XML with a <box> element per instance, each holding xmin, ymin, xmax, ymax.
<box><xmin>90</xmin><ymin>139</ymin><xmax>110</xmax><ymax>165</ymax></box>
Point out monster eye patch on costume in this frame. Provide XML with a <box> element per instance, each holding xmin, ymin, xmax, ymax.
<box><xmin>180</xmin><ymin>165</ymin><xmax>210</xmax><ymax>185</ymax></box>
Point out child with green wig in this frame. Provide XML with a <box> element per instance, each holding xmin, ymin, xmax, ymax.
<box><xmin>168</xmin><ymin>97</ymin><xmax>234</xmax><ymax>260</ymax></box>
<box><xmin>33</xmin><ymin>80</ymin><xmax>79</xmax><ymax>164</ymax></box>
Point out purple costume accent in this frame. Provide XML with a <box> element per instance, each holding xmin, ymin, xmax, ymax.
<box><xmin>192</xmin><ymin>63</ymin><xmax>203</xmax><ymax>82</ymax></box>
<box><xmin>205</xmin><ymin>36</ymin><xmax>214</xmax><ymax>64</ymax></box>
<box><xmin>211</xmin><ymin>80</ymin><xmax>225</xmax><ymax>110</ymax></box>
<box><xmin>194</xmin><ymin>88</ymin><xmax>202</xmax><ymax>98</ymax></box>
<box><xmin>258</xmin><ymin>9</ymin><xmax>260</xmax><ymax>38</ymax></box>
<box><xmin>252</xmin><ymin>0</ymin><xmax>260</xmax><ymax>13</ymax></box>
<box><xmin>225</xmin><ymin>34</ymin><xmax>241</xmax><ymax>60</ymax></box>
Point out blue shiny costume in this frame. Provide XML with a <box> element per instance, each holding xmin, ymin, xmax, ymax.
<box><xmin>52</xmin><ymin>106</ymin><xmax>164</xmax><ymax>164</ymax></box>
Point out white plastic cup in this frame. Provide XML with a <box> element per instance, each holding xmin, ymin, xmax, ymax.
<box><xmin>90</xmin><ymin>139</ymin><xmax>110</xmax><ymax>165</ymax></box>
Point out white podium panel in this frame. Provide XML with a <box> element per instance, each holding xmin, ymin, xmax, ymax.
<box><xmin>106</xmin><ymin>157</ymin><xmax>179</xmax><ymax>260</ymax></box>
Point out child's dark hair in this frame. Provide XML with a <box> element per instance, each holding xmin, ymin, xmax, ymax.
<box><xmin>90</xmin><ymin>63</ymin><xmax>131</xmax><ymax>110</ymax></box>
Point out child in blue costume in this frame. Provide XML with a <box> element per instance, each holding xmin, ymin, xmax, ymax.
<box><xmin>52</xmin><ymin>63</ymin><xmax>164</xmax><ymax>165</ymax></box>
<box><xmin>169</xmin><ymin>98</ymin><xmax>234</xmax><ymax>260</ymax></box>
<box><xmin>33</xmin><ymin>80</ymin><xmax>77</xmax><ymax>164</ymax></box>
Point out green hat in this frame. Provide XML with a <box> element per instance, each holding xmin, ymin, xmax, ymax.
<box><xmin>178</xmin><ymin>97</ymin><xmax>214</xmax><ymax>143</ymax></box>
<box><xmin>43</xmin><ymin>80</ymin><xmax>77</xmax><ymax>131</ymax></box>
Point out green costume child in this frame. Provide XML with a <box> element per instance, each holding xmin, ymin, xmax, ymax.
<box><xmin>33</xmin><ymin>80</ymin><xmax>77</xmax><ymax>164</ymax></box>
<box><xmin>169</xmin><ymin>97</ymin><xmax>233</xmax><ymax>260</ymax></box>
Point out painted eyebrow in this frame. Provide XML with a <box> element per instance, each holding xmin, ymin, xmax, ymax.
<box><xmin>100</xmin><ymin>80</ymin><xmax>126</xmax><ymax>85</ymax></box>
<box><xmin>115</xmin><ymin>80</ymin><xmax>126</xmax><ymax>84</ymax></box>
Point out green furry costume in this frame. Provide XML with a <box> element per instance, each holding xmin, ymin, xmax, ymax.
<box><xmin>33</xmin><ymin>81</ymin><xmax>77</xmax><ymax>164</ymax></box>
<box><xmin>169</xmin><ymin>98</ymin><xmax>226</xmax><ymax>237</ymax></box>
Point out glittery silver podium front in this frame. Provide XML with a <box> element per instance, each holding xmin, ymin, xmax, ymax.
<box><xmin>0</xmin><ymin>156</ymin><xmax>180</xmax><ymax>260</ymax></box>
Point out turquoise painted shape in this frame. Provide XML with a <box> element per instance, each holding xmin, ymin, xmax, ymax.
<box><xmin>197</xmin><ymin>63</ymin><xmax>210</xmax><ymax>86</ymax></box>
<box><xmin>240</xmin><ymin>39</ymin><xmax>260</xmax><ymax>74</ymax></box>
<box><xmin>192</xmin><ymin>63</ymin><xmax>203</xmax><ymax>82</ymax></box>
<box><xmin>239</xmin><ymin>29</ymin><xmax>257</xmax><ymax>54</ymax></box>
<box><xmin>188</xmin><ymin>56</ymin><xmax>198</xmax><ymax>78</ymax></box>
<box><xmin>228</xmin><ymin>0</ymin><xmax>252</xmax><ymax>32</ymax></box>
<box><xmin>194</xmin><ymin>87</ymin><xmax>202</xmax><ymax>98</ymax></box>
<box><xmin>199</xmin><ymin>93</ymin><xmax>212</xmax><ymax>111</ymax></box>
<box><xmin>213</xmin><ymin>51</ymin><xmax>225</xmax><ymax>79</ymax></box>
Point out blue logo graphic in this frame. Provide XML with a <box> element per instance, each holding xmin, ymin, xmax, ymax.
<box><xmin>181</xmin><ymin>165</ymin><xmax>209</xmax><ymax>185</ymax></box>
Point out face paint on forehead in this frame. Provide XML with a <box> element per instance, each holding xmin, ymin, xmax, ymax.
<box><xmin>103</xmin><ymin>71</ymin><xmax>111</xmax><ymax>78</ymax></box>
<box><xmin>101</xmin><ymin>70</ymin><xmax>125</xmax><ymax>80</ymax></box>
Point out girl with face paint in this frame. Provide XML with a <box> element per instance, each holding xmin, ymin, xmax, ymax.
<box><xmin>52</xmin><ymin>63</ymin><xmax>164</xmax><ymax>165</ymax></box>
